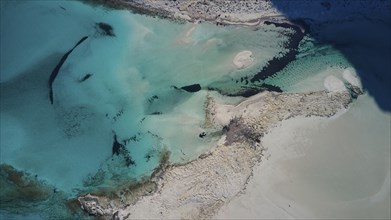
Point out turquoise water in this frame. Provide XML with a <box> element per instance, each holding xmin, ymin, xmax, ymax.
<box><xmin>0</xmin><ymin>2</ymin><xmax>292</xmax><ymax>217</ymax></box>
<box><xmin>265</xmin><ymin>36</ymin><xmax>353</xmax><ymax>92</ymax></box>
<box><xmin>0</xmin><ymin>0</ymin><xmax>377</xmax><ymax>219</ymax></box>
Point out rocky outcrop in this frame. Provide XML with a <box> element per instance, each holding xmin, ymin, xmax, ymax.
<box><xmin>78</xmin><ymin>194</ymin><xmax>120</xmax><ymax>218</ymax></box>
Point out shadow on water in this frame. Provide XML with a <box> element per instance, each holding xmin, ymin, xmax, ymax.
<box><xmin>270</xmin><ymin>0</ymin><xmax>391</xmax><ymax>111</ymax></box>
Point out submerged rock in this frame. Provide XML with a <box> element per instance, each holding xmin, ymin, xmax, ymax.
<box><xmin>78</xmin><ymin>194</ymin><xmax>108</xmax><ymax>216</ymax></box>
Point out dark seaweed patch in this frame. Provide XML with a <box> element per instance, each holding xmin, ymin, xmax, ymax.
<box><xmin>148</xmin><ymin>95</ymin><xmax>159</xmax><ymax>103</ymax></box>
<box><xmin>251</xmin><ymin>22</ymin><xmax>305</xmax><ymax>83</ymax></box>
<box><xmin>49</xmin><ymin>36</ymin><xmax>88</xmax><ymax>104</ymax></box>
<box><xmin>79</xmin><ymin>73</ymin><xmax>93</xmax><ymax>83</ymax></box>
<box><xmin>112</xmin><ymin>135</ymin><xmax>135</xmax><ymax>167</ymax></box>
<box><xmin>96</xmin><ymin>22</ymin><xmax>115</xmax><ymax>37</ymax></box>
<box><xmin>199</xmin><ymin>132</ymin><xmax>207</xmax><ymax>138</ymax></box>
<box><xmin>180</xmin><ymin>84</ymin><xmax>201</xmax><ymax>92</ymax></box>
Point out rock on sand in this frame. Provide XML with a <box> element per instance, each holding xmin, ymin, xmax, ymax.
<box><xmin>343</xmin><ymin>67</ymin><xmax>362</xmax><ymax>89</ymax></box>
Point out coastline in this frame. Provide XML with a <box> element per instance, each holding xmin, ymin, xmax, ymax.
<box><xmin>85</xmin><ymin>0</ymin><xmax>307</xmax><ymax>31</ymax></box>
<box><xmin>216</xmin><ymin>93</ymin><xmax>391</xmax><ymax>219</ymax></box>
<box><xmin>78</xmin><ymin>86</ymin><xmax>360</xmax><ymax>219</ymax></box>
<box><xmin>70</xmin><ymin>1</ymin><xmax>380</xmax><ymax>219</ymax></box>
<box><xmin>1</xmin><ymin>1</ymin><xmax>389</xmax><ymax>219</ymax></box>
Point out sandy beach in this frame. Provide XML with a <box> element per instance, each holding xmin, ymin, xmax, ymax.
<box><xmin>216</xmin><ymin>94</ymin><xmax>390</xmax><ymax>219</ymax></box>
<box><xmin>78</xmin><ymin>83</ymin><xmax>365</xmax><ymax>219</ymax></box>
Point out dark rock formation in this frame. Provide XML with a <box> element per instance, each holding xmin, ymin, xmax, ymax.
<box><xmin>78</xmin><ymin>194</ymin><xmax>107</xmax><ymax>216</ymax></box>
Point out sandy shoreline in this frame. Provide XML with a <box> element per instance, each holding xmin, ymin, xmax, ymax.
<box><xmin>78</xmin><ymin>82</ymin><xmax>362</xmax><ymax>219</ymax></box>
<box><xmin>216</xmin><ymin>94</ymin><xmax>390</xmax><ymax>219</ymax></box>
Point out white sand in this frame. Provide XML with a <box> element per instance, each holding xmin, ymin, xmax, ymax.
<box><xmin>233</xmin><ymin>50</ymin><xmax>254</xmax><ymax>69</ymax></box>
<box><xmin>216</xmin><ymin>94</ymin><xmax>391</xmax><ymax>219</ymax></box>
<box><xmin>324</xmin><ymin>75</ymin><xmax>346</xmax><ymax>92</ymax></box>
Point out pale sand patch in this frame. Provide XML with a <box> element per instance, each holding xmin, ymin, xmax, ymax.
<box><xmin>216</xmin><ymin>94</ymin><xmax>391</xmax><ymax>219</ymax></box>
<box><xmin>178</xmin><ymin>23</ymin><xmax>197</xmax><ymax>44</ymax></box>
<box><xmin>324</xmin><ymin>75</ymin><xmax>346</xmax><ymax>92</ymax></box>
<box><xmin>233</xmin><ymin>50</ymin><xmax>254</xmax><ymax>69</ymax></box>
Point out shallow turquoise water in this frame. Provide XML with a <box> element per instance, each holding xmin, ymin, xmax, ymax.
<box><xmin>0</xmin><ymin>0</ymin><xmax>290</xmax><ymax>199</ymax></box>
<box><xmin>0</xmin><ymin>0</ymin><xmax>375</xmax><ymax>219</ymax></box>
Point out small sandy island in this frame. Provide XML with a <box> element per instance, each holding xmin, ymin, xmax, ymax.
<box><xmin>233</xmin><ymin>50</ymin><xmax>254</xmax><ymax>69</ymax></box>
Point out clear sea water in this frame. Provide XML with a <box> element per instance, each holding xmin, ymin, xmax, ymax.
<box><xmin>0</xmin><ymin>0</ymin><xmax>388</xmax><ymax>219</ymax></box>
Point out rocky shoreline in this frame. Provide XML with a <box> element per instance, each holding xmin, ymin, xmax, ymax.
<box><xmin>78</xmin><ymin>77</ymin><xmax>361</xmax><ymax>219</ymax></box>
<box><xmin>86</xmin><ymin>0</ymin><xmax>300</xmax><ymax>28</ymax></box>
